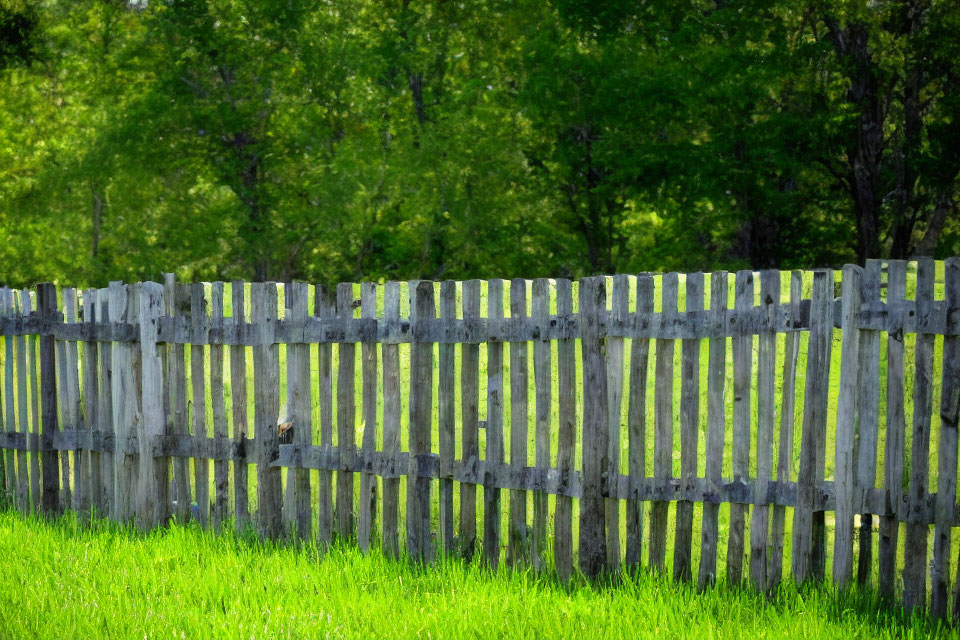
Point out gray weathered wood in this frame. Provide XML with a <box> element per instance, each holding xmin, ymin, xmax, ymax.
<box><xmin>381</xmin><ymin>282</ymin><xmax>402</xmax><ymax>558</ymax></box>
<box><xmin>532</xmin><ymin>278</ymin><xmax>552</xmax><ymax>572</ymax></box>
<box><xmin>580</xmin><ymin>276</ymin><xmax>609</xmax><ymax>579</ymax></box>
<box><xmin>38</xmin><ymin>283</ymin><xmax>60</xmax><ymax>514</ymax></box>
<box><xmin>727</xmin><ymin>270</ymin><xmax>754</xmax><ymax>586</ymax></box>
<box><xmin>252</xmin><ymin>282</ymin><xmax>282</xmax><ymax>539</ymax></box>
<box><xmin>554</xmin><ymin>279</ymin><xmax>576</xmax><ymax>581</ymax></box>
<box><xmin>878</xmin><ymin>260</ymin><xmax>906</xmax><ymax>600</ymax></box>
<box><xmin>286</xmin><ymin>282</ymin><xmax>312</xmax><ymax>540</ymax></box>
<box><xmin>459</xmin><ymin>280</ymin><xmax>481</xmax><ymax>559</ymax></box>
<box><xmin>675</xmin><ymin>272</ymin><xmax>702</xmax><ymax>582</ymax></box>
<box><xmin>2</xmin><ymin>290</ymin><xmax>17</xmax><ymax>505</ymax></box>
<box><xmin>903</xmin><ymin>258</ymin><xmax>934</xmax><ymax>612</ymax></box>
<box><xmin>110</xmin><ymin>282</ymin><xmax>138</xmax><ymax>523</ymax></box>
<box><xmin>650</xmin><ymin>273</ymin><xmax>677</xmax><ymax>573</ymax></box>
<box><xmin>315</xmin><ymin>284</ymin><xmax>335</xmax><ymax>547</ymax></box>
<box><xmin>438</xmin><ymin>280</ymin><xmax>456</xmax><ymax>555</ymax></box>
<box><xmin>190</xmin><ymin>284</ymin><xmax>210</xmax><ymax>527</ymax></box>
<box><xmin>163</xmin><ymin>275</ymin><xmax>190</xmax><ymax>523</ymax></box>
<box><xmin>698</xmin><ymin>271</ymin><xmax>728</xmax><ymax>590</ymax></box>
<box><xmin>230</xmin><ymin>281</ymin><xmax>250</xmax><ymax>531</ymax></box>
<box><xmin>833</xmin><ymin>265</ymin><xmax>862</xmax><ymax>586</ymax></box>
<box><xmin>96</xmin><ymin>289</ymin><xmax>114</xmax><ymax>516</ymax></box>
<box><xmin>408</xmin><ymin>281</ymin><xmax>435</xmax><ymax>562</ymax></box>
<box><xmin>484</xmin><ymin>279</ymin><xmax>504</xmax><ymax>569</ymax></box>
<box><xmin>209</xmin><ymin>283</ymin><xmax>230</xmax><ymax>529</ymax></box>
<box><xmin>27</xmin><ymin>290</ymin><xmax>43</xmax><ymax>512</ymax></box>
<box><xmin>856</xmin><ymin>261</ymin><xmax>882</xmax><ymax>585</ymax></box>
<box><xmin>81</xmin><ymin>290</ymin><xmax>101</xmax><ymax>514</ymax></box>
<box><xmin>793</xmin><ymin>269</ymin><xmax>833</xmax><ymax>584</ymax></box>
<box><xmin>336</xmin><ymin>282</ymin><xmax>356</xmax><ymax>542</ymax></box>
<box><xmin>13</xmin><ymin>290</ymin><xmax>30</xmax><ymax>511</ymax></box>
<box><xmin>508</xmin><ymin>278</ymin><xmax>529</xmax><ymax>567</ymax></box>
<box><xmin>932</xmin><ymin>258</ymin><xmax>960</xmax><ymax>619</ymax></box>
<box><xmin>358</xmin><ymin>282</ymin><xmax>378</xmax><ymax>551</ymax></box>
<box><xmin>63</xmin><ymin>288</ymin><xmax>82</xmax><ymax>512</ymax></box>
<box><xmin>606</xmin><ymin>275</ymin><xmax>628</xmax><ymax>573</ymax></box>
<box><xmin>627</xmin><ymin>275</ymin><xmax>653</xmax><ymax>573</ymax></box>
<box><xmin>138</xmin><ymin>282</ymin><xmax>168</xmax><ymax>527</ymax></box>
<box><xmin>769</xmin><ymin>271</ymin><xmax>801</xmax><ymax>587</ymax></box>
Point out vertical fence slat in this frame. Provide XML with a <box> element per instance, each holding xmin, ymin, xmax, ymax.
<box><xmin>879</xmin><ymin>260</ymin><xmax>906</xmax><ymax>599</ymax></box>
<box><xmin>163</xmin><ymin>276</ymin><xmax>190</xmax><ymax>523</ymax></box>
<box><xmin>138</xmin><ymin>282</ymin><xmax>167</xmax><ymax>527</ymax></box>
<box><xmin>109</xmin><ymin>282</ymin><xmax>136</xmax><ymax>523</ymax></box>
<box><xmin>54</xmin><ymin>288</ymin><xmax>74</xmax><ymax>510</ymax></box>
<box><xmin>190</xmin><ymin>284</ymin><xmax>210</xmax><ymax>527</ymax></box>
<box><xmin>675</xmin><ymin>272</ymin><xmax>702</xmax><ymax>582</ymax></box>
<box><xmin>532</xmin><ymin>278</ymin><xmax>551</xmax><ymax>572</ymax></box>
<box><xmin>63</xmin><ymin>289</ymin><xmax>82</xmax><ymax>512</ymax></box>
<box><xmin>2</xmin><ymin>289</ymin><xmax>16</xmax><ymax>504</ymax></box>
<box><xmin>606</xmin><ymin>275</ymin><xmax>628</xmax><ymax>573</ymax></box>
<box><xmin>408</xmin><ymin>281</ymin><xmax>435</xmax><ymax>562</ymax></box>
<box><xmin>96</xmin><ymin>289</ymin><xmax>114</xmax><ymax>516</ymax></box>
<box><xmin>793</xmin><ymin>269</ymin><xmax>833</xmax><ymax>583</ymax></box>
<box><xmin>438</xmin><ymin>281</ymin><xmax>456</xmax><ymax>556</ymax></box>
<box><xmin>358</xmin><ymin>282</ymin><xmax>379</xmax><ymax>551</ymax></box>
<box><xmin>336</xmin><ymin>283</ymin><xmax>356</xmax><ymax>542</ymax></box>
<box><xmin>727</xmin><ymin>270</ymin><xmax>754</xmax><ymax>586</ymax></box>
<box><xmin>210</xmin><ymin>283</ymin><xmax>230</xmax><ymax>529</ymax></box>
<box><xmin>230</xmin><ymin>281</ymin><xmax>250</xmax><ymax>531</ymax></box>
<box><xmin>834</xmin><ymin>265</ymin><xmax>862</xmax><ymax>586</ymax></box>
<box><xmin>14</xmin><ymin>291</ymin><xmax>30</xmax><ymax>511</ymax></box>
<box><xmin>555</xmin><ymin>278</ymin><xmax>575</xmax><ymax>581</ymax></box>
<box><xmin>903</xmin><ymin>258</ymin><xmax>935</xmax><ymax>612</ymax></box>
<box><xmin>285</xmin><ymin>282</ymin><xmax>311</xmax><ymax>540</ymax></box>
<box><xmin>27</xmin><ymin>290</ymin><xmax>43</xmax><ymax>513</ymax></box>
<box><xmin>627</xmin><ymin>275</ymin><xmax>653</xmax><ymax>573</ymax></box>
<box><xmin>856</xmin><ymin>260</ymin><xmax>882</xmax><ymax>585</ymax></box>
<box><xmin>509</xmin><ymin>278</ymin><xmax>529</xmax><ymax>567</ymax></box>
<box><xmin>484</xmin><ymin>278</ymin><xmax>504</xmax><ymax>569</ymax></box>
<box><xmin>38</xmin><ymin>283</ymin><xmax>60</xmax><ymax>514</ymax></box>
<box><xmin>698</xmin><ymin>271</ymin><xmax>727</xmax><ymax>589</ymax></box>
<box><xmin>579</xmin><ymin>276</ymin><xmax>608</xmax><ymax>579</ymax></box>
<box><xmin>769</xmin><ymin>271</ymin><xmax>801</xmax><ymax>587</ymax></box>
<box><xmin>381</xmin><ymin>282</ymin><xmax>402</xmax><ymax>558</ymax></box>
<box><xmin>315</xmin><ymin>284</ymin><xmax>335</xmax><ymax>547</ymax></box>
<box><xmin>932</xmin><ymin>257</ymin><xmax>960</xmax><ymax>619</ymax></box>
<box><xmin>650</xmin><ymin>272</ymin><xmax>677</xmax><ymax>573</ymax></box>
<box><xmin>459</xmin><ymin>280</ymin><xmax>481</xmax><ymax>559</ymax></box>
<box><xmin>81</xmin><ymin>290</ymin><xmax>100</xmax><ymax>514</ymax></box>
<box><xmin>252</xmin><ymin>282</ymin><xmax>282</xmax><ymax>539</ymax></box>
<box><xmin>749</xmin><ymin>270</ymin><xmax>778</xmax><ymax>591</ymax></box>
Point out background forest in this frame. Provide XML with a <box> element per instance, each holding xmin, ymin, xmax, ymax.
<box><xmin>1</xmin><ymin>0</ymin><xmax>958</xmax><ymax>287</ymax></box>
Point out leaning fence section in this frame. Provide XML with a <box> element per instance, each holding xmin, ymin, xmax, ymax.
<box><xmin>0</xmin><ymin>259</ymin><xmax>959</xmax><ymax>618</ymax></box>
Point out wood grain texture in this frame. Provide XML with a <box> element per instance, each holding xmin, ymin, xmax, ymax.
<box><xmin>315</xmin><ymin>284</ymin><xmax>335</xmax><ymax>547</ymax></box>
<box><xmin>438</xmin><ymin>281</ymin><xmax>456</xmax><ymax>556</ymax></box>
<box><xmin>190</xmin><ymin>284</ymin><xmax>210</xmax><ymax>527</ymax></box>
<box><xmin>381</xmin><ymin>282</ymin><xmax>402</xmax><ymax>558</ymax></box>
<box><xmin>650</xmin><ymin>273</ymin><xmax>677</xmax><ymax>573</ymax></box>
<box><xmin>675</xmin><ymin>272</ymin><xmax>702</xmax><ymax>582</ymax></box>
<box><xmin>484</xmin><ymin>279</ymin><xmax>504</xmax><ymax>569</ymax></box>
<box><xmin>607</xmin><ymin>275</ymin><xmax>628</xmax><ymax>573</ymax></box>
<box><xmin>81</xmin><ymin>289</ymin><xmax>101</xmax><ymax>515</ymax></box>
<box><xmin>408</xmin><ymin>281</ymin><xmax>435</xmax><ymax>562</ymax></box>
<box><xmin>287</xmin><ymin>282</ymin><xmax>312</xmax><ymax>540</ymax></box>
<box><xmin>856</xmin><ymin>261</ymin><xmax>881</xmax><ymax>585</ymax></box>
<box><xmin>230</xmin><ymin>281</ymin><xmax>250</xmax><ymax>531</ymax></box>
<box><xmin>96</xmin><ymin>289</ymin><xmax>114</xmax><ymax>516</ymax></box>
<box><xmin>627</xmin><ymin>275</ymin><xmax>653</xmax><ymax>573</ymax></box>
<box><xmin>252</xmin><ymin>283</ymin><xmax>282</xmax><ymax>539</ymax></box>
<box><xmin>358</xmin><ymin>282</ymin><xmax>378</xmax><ymax>551</ymax></box>
<box><xmin>727</xmin><ymin>270</ymin><xmax>753</xmax><ymax>586</ymax></box>
<box><xmin>508</xmin><ymin>278</ymin><xmax>529</xmax><ymax>567</ymax></box>
<box><xmin>554</xmin><ymin>279</ymin><xmax>575</xmax><ymax>581</ymax></box>
<box><xmin>138</xmin><ymin>282</ymin><xmax>168</xmax><ymax>527</ymax></box>
<box><xmin>209</xmin><ymin>283</ymin><xmax>230</xmax><ymax>529</ymax></box>
<box><xmin>531</xmin><ymin>278</ymin><xmax>552</xmax><ymax>572</ymax></box>
<box><xmin>336</xmin><ymin>283</ymin><xmax>357</xmax><ymax>542</ymax></box>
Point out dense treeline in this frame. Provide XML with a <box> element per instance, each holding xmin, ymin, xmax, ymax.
<box><xmin>0</xmin><ymin>0</ymin><xmax>958</xmax><ymax>287</ymax></box>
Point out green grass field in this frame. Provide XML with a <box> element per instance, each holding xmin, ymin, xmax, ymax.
<box><xmin>0</xmin><ymin>509</ymin><xmax>954</xmax><ymax>640</ymax></box>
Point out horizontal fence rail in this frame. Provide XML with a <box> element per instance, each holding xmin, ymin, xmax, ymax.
<box><xmin>0</xmin><ymin>259</ymin><xmax>958</xmax><ymax>619</ymax></box>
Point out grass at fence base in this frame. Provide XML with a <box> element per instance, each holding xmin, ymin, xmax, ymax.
<box><xmin>0</xmin><ymin>510</ymin><xmax>953</xmax><ymax>640</ymax></box>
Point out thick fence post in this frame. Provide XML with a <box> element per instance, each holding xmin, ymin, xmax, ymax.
<box><xmin>37</xmin><ymin>283</ymin><xmax>60</xmax><ymax>514</ymax></box>
<box><xmin>252</xmin><ymin>282</ymin><xmax>282</xmax><ymax>539</ymax></box>
<box><xmin>579</xmin><ymin>276</ymin><xmax>608</xmax><ymax>579</ymax></box>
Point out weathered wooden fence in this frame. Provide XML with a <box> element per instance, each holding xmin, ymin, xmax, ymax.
<box><xmin>1</xmin><ymin>259</ymin><xmax>959</xmax><ymax>617</ymax></box>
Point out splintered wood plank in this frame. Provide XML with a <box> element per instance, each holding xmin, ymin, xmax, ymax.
<box><xmin>96</xmin><ymin>289</ymin><xmax>114</xmax><ymax>516</ymax></box>
<box><xmin>438</xmin><ymin>281</ymin><xmax>456</xmax><ymax>556</ymax></box>
<box><xmin>727</xmin><ymin>270</ymin><xmax>754</xmax><ymax>586</ymax></box>
<box><xmin>381</xmin><ymin>282</ymin><xmax>402</xmax><ymax>558</ymax></box>
<box><xmin>903</xmin><ymin>258</ymin><xmax>934</xmax><ymax>612</ymax></box>
<box><xmin>931</xmin><ymin>257</ymin><xmax>960</xmax><ymax>619</ymax></box>
<box><xmin>769</xmin><ymin>271</ymin><xmax>801</xmax><ymax>587</ymax></box>
<box><xmin>138</xmin><ymin>282</ymin><xmax>168</xmax><ymax>527</ymax></box>
<box><xmin>230</xmin><ymin>281</ymin><xmax>250</xmax><ymax>531</ymax></box>
<box><xmin>336</xmin><ymin>282</ymin><xmax>356</xmax><ymax>542</ymax></box>
<box><xmin>793</xmin><ymin>269</ymin><xmax>833</xmax><ymax>584</ymax></box>
<box><xmin>531</xmin><ymin>278</ymin><xmax>552</xmax><ymax>572</ymax></box>
<box><xmin>749</xmin><ymin>270</ymin><xmax>778</xmax><ymax>591</ymax></box>
<box><xmin>164</xmin><ymin>275</ymin><xmax>190</xmax><ymax>524</ymax></box>
<box><xmin>554</xmin><ymin>279</ymin><xmax>576</xmax><ymax>581</ymax></box>
<box><xmin>675</xmin><ymin>272</ymin><xmax>703</xmax><ymax>583</ymax></box>
<box><xmin>856</xmin><ymin>261</ymin><xmax>882</xmax><ymax>585</ymax></box>
<box><xmin>627</xmin><ymin>275</ymin><xmax>653</xmax><ymax>573</ymax></box>
<box><xmin>358</xmin><ymin>282</ymin><xmax>379</xmax><ymax>552</ymax></box>
<box><xmin>459</xmin><ymin>280</ymin><xmax>481</xmax><ymax>560</ymax></box>
<box><xmin>28</xmin><ymin>290</ymin><xmax>43</xmax><ymax>513</ymax></box>
<box><xmin>698</xmin><ymin>271</ymin><xmax>727</xmax><ymax>590</ymax></box>
<box><xmin>484</xmin><ymin>279</ymin><xmax>505</xmax><ymax>569</ymax></box>
<box><xmin>209</xmin><ymin>283</ymin><xmax>230</xmax><ymax>529</ymax></box>
<box><xmin>190</xmin><ymin>284</ymin><xmax>210</xmax><ymax>527</ymax></box>
<box><xmin>606</xmin><ymin>275</ymin><xmax>628</xmax><ymax>573</ymax></box>
<box><xmin>579</xmin><ymin>276</ymin><xmax>608</xmax><ymax>579</ymax></box>
<box><xmin>14</xmin><ymin>291</ymin><xmax>30</xmax><ymax>512</ymax></box>
<box><xmin>315</xmin><ymin>284</ymin><xmax>335</xmax><ymax>547</ymax></box>
<box><xmin>833</xmin><ymin>265</ymin><xmax>862</xmax><ymax>586</ymax></box>
<box><xmin>508</xmin><ymin>278</ymin><xmax>529</xmax><ymax>567</ymax></box>
<box><xmin>38</xmin><ymin>283</ymin><xmax>60</xmax><ymax>514</ymax></box>
<box><xmin>286</xmin><ymin>282</ymin><xmax>312</xmax><ymax>540</ymax></box>
<box><xmin>408</xmin><ymin>281</ymin><xmax>435</xmax><ymax>562</ymax></box>
<box><xmin>252</xmin><ymin>282</ymin><xmax>282</xmax><ymax>539</ymax></box>
<box><xmin>650</xmin><ymin>273</ymin><xmax>677</xmax><ymax>574</ymax></box>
